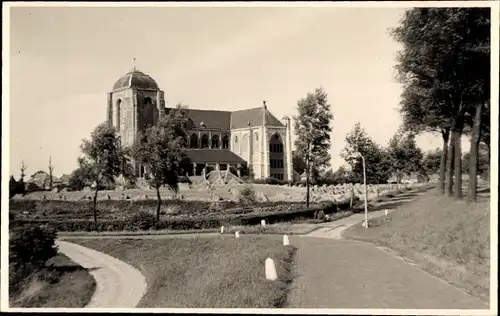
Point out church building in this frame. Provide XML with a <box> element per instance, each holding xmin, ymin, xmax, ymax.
<box><xmin>106</xmin><ymin>68</ymin><xmax>293</xmax><ymax>181</ymax></box>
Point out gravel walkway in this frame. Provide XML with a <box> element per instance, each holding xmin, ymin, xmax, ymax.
<box><xmin>56</xmin><ymin>240</ymin><xmax>147</xmax><ymax>308</ymax></box>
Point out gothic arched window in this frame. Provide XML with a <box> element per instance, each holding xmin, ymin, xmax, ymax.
<box><xmin>211</xmin><ymin>135</ymin><xmax>220</xmax><ymax>149</ymax></box>
<box><xmin>190</xmin><ymin>133</ymin><xmax>199</xmax><ymax>148</ymax></box>
<box><xmin>115</xmin><ymin>99</ymin><xmax>122</xmax><ymax>132</ymax></box>
<box><xmin>201</xmin><ymin>134</ymin><xmax>210</xmax><ymax>148</ymax></box>
<box><xmin>222</xmin><ymin>135</ymin><xmax>229</xmax><ymax>149</ymax></box>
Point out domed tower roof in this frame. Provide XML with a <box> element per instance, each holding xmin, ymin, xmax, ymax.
<box><xmin>112</xmin><ymin>68</ymin><xmax>159</xmax><ymax>91</ymax></box>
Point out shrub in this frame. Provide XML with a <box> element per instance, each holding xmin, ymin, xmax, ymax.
<box><xmin>9</xmin><ymin>176</ymin><xmax>17</xmax><ymax>198</ymax></box>
<box><xmin>9</xmin><ymin>176</ymin><xmax>26</xmax><ymax>198</ymax></box>
<box><xmin>126</xmin><ymin>211</ymin><xmax>157</xmax><ymax>231</ymax></box>
<box><xmin>9</xmin><ymin>225</ymin><xmax>58</xmax><ymax>270</ymax></box>
<box><xmin>178</xmin><ymin>176</ymin><xmax>192</xmax><ymax>184</ymax></box>
<box><xmin>315</xmin><ymin>210</ymin><xmax>326</xmax><ymax>221</ymax></box>
<box><xmin>238</xmin><ymin>186</ymin><xmax>256</xmax><ymax>205</ymax></box>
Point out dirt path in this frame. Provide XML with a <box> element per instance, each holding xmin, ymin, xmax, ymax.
<box><xmin>55</xmin><ymin>240</ymin><xmax>147</xmax><ymax>308</ymax></box>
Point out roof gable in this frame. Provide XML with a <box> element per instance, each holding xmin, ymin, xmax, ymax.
<box><xmin>230</xmin><ymin>107</ymin><xmax>285</xmax><ymax>129</ymax></box>
<box><xmin>264</xmin><ymin>108</ymin><xmax>285</xmax><ymax>127</ymax></box>
<box><xmin>230</xmin><ymin>108</ymin><xmax>263</xmax><ymax>129</ymax></box>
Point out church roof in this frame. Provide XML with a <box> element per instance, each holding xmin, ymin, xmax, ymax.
<box><xmin>113</xmin><ymin>69</ymin><xmax>159</xmax><ymax>91</ymax></box>
<box><xmin>164</xmin><ymin>106</ymin><xmax>285</xmax><ymax>130</ymax></box>
<box><xmin>184</xmin><ymin>149</ymin><xmax>246</xmax><ymax>164</ymax></box>
<box><xmin>184</xmin><ymin>109</ymin><xmax>232</xmax><ymax>130</ymax></box>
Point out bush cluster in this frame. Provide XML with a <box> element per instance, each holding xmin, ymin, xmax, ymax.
<box><xmin>9</xmin><ymin>225</ymin><xmax>58</xmax><ymax>294</ymax></box>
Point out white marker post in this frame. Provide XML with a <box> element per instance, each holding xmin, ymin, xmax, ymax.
<box><xmin>261</xmin><ymin>220</ymin><xmax>266</xmax><ymax>227</ymax></box>
<box><xmin>283</xmin><ymin>234</ymin><xmax>290</xmax><ymax>246</ymax></box>
<box><xmin>221</xmin><ymin>226</ymin><xmax>224</xmax><ymax>234</ymax></box>
<box><xmin>235</xmin><ymin>231</ymin><xmax>240</xmax><ymax>239</ymax></box>
<box><xmin>265</xmin><ymin>258</ymin><xmax>278</xmax><ymax>281</ymax></box>
<box><xmin>384</xmin><ymin>209</ymin><xmax>388</xmax><ymax>216</ymax></box>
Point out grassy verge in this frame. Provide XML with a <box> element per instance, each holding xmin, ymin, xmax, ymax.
<box><xmin>342</xmin><ymin>188</ymin><xmax>490</xmax><ymax>302</ymax></box>
<box><xmin>9</xmin><ymin>253</ymin><xmax>96</xmax><ymax>308</ymax></box>
<box><xmin>71</xmin><ymin>235</ymin><xmax>296</xmax><ymax>308</ymax></box>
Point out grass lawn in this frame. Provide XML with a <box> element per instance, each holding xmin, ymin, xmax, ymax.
<box><xmin>71</xmin><ymin>235</ymin><xmax>296</xmax><ymax>308</ymax></box>
<box><xmin>9</xmin><ymin>253</ymin><xmax>96</xmax><ymax>308</ymax></box>
<box><xmin>342</xmin><ymin>187</ymin><xmax>490</xmax><ymax>302</ymax></box>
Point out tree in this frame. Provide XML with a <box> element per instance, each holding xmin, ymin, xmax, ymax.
<box><xmin>398</xmin><ymin>81</ymin><xmax>452</xmax><ymax>194</ymax></box>
<box><xmin>78</xmin><ymin>122</ymin><xmax>135</xmax><ymax>223</ymax></box>
<box><xmin>422</xmin><ymin>148</ymin><xmax>442</xmax><ymax>176</ymax></box>
<box><xmin>17</xmin><ymin>160</ymin><xmax>27</xmax><ymax>194</ymax></box>
<box><xmin>48</xmin><ymin>156</ymin><xmax>54</xmax><ymax>190</ymax></box>
<box><xmin>387</xmin><ymin>132</ymin><xmax>424</xmax><ymax>186</ymax></box>
<box><xmin>292</xmin><ymin>151</ymin><xmax>306</xmax><ymax>175</ymax></box>
<box><xmin>319</xmin><ymin>166</ymin><xmax>356</xmax><ymax>185</ymax></box>
<box><xmin>9</xmin><ymin>176</ymin><xmax>18</xmax><ymax>199</ymax></box>
<box><xmin>293</xmin><ymin>87</ymin><xmax>333</xmax><ymax>207</ymax></box>
<box><xmin>463</xmin><ymin>143</ymin><xmax>489</xmax><ymax>175</ymax></box>
<box><xmin>341</xmin><ymin>122</ymin><xmax>391</xmax><ymax>184</ymax></box>
<box><xmin>133</xmin><ymin>104</ymin><xmax>194</xmax><ymax>222</ymax></box>
<box><xmin>392</xmin><ymin>8</ymin><xmax>490</xmax><ymax>199</ymax></box>
<box><xmin>68</xmin><ymin>163</ymin><xmax>94</xmax><ymax>191</ymax></box>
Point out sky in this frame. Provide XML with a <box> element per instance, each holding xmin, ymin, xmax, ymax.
<box><xmin>7</xmin><ymin>4</ymin><xmax>472</xmax><ymax>179</ymax></box>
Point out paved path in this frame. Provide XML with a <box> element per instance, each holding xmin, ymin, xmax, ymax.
<box><xmin>56</xmin><ymin>240</ymin><xmax>147</xmax><ymax>308</ymax></box>
<box><xmin>286</xmin><ymin>192</ymin><xmax>489</xmax><ymax>309</ymax></box>
<box><xmin>286</xmin><ymin>237</ymin><xmax>488</xmax><ymax>309</ymax></box>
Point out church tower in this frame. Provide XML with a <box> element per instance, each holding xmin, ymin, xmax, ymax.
<box><xmin>106</xmin><ymin>67</ymin><xmax>165</xmax><ymax>177</ymax></box>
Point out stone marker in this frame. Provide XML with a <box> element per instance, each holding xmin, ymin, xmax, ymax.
<box><xmin>261</xmin><ymin>219</ymin><xmax>266</xmax><ymax>227</ymax></box>
<box><xmin>265</xmin><ymin>258</ymin><xmax>278</xmax><ymax>281</ymax></box>
<box><xmin>221</xmin><ymin>226</ymin><xmax>224</xmax><ymax>234</ymax></box>
<box><xmin>235</xmin><ymin>231</ymin><xmax>240</xmax><ymax>239</ymax></box>
<box><xmin>384</xmin><ymin>209</ymin><xmax>388</xmax><ymax>216</ymax></box>
<box><xmin>283</xmin><ymin>234</ymin><xmax>290</xmax><ymax>246</ymax></box>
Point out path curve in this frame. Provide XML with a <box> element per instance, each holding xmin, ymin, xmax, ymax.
<box><xmin>55</xmin><ymin>240</ymin><xmax>147</xmax><ymax>308</ymax></box>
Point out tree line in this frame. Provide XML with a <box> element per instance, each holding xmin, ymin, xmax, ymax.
<box><xmin>392</xmin><ymin>7</ymin><xmax>490</xmax><ymax>202</ymax></box>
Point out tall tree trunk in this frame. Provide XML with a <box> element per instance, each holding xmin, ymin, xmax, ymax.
<box><xmin>446</xmin><ymin>131</ymin><xmax>456</xmax><ymax>197</ymax></box>
<box><xmin>306</xmin><ymin>162</ymin><xmax>310</xmax><ymax>208</ymax></box>
<box><xmin>156</xmin><ymin>184</ymin><xmax>162</xmax><ymax>223</ymax></box>
<box><xmin>305</xmin><ymin>144</ymin><xmax>310</xmax><ymax>208</ymax></box>
<box><xmin>93</xmin><ymin>187</ymin><xmax>99</xmax><ymax>224</ymax></box>
<box><xmin>467</xmin><ymin>102</ymin><xmax>483</xmax><ymax>202</ymax></box>
<box><xmin>453</xmin><ymin>118</ymin><xmax>464</xmax><ymax>199</ymax></box>
<box><xmin>439</xmin><ymin>129</ymin><xmax>450</xmax><ymax>195</ymax></box>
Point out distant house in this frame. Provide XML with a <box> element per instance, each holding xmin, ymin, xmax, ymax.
<box><xmin>60</xmin><ymin>174</ymin><xmax>71</xmax><ymax>184</ymax></box>
<box><xmin>28</xmin><ymin>170</ymin><xmax>50</xmax><ymax>189</ymax></box>
<box><xmin>28</xmin><ymin>170</ymin><xmax>64</xmax><ymax>190</ymax></box>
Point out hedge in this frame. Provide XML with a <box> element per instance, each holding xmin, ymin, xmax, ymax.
<box><xmin>10</xmin><ymin>201</ymin><xmax>342</xmax><ymax>232</ymax></box>
<box><xmin>9</xmin><ymin>199</ymin><xmax>308</xmax><ymax>220</ymax></box>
